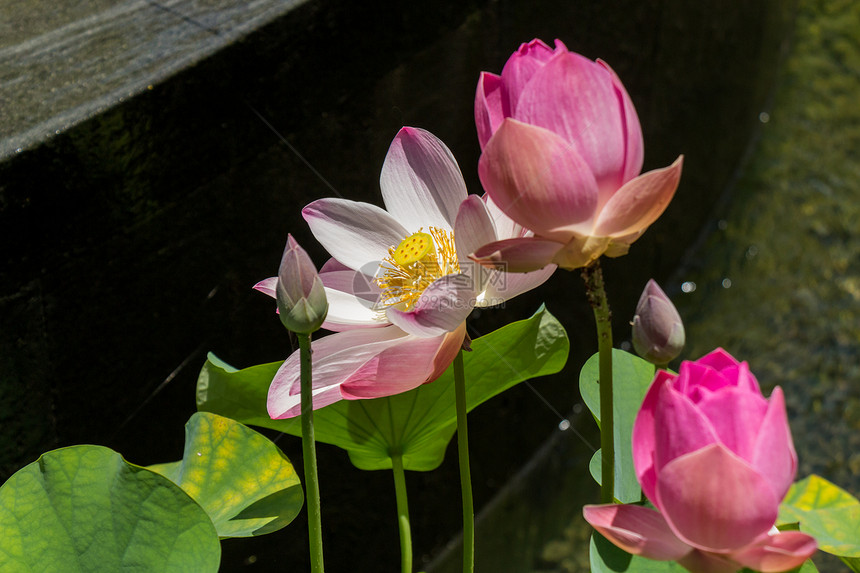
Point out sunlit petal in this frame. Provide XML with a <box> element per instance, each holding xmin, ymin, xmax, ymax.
<box><xmin>303</xmin><ymin>198</ymin><xmax>408</xmax><ymax>271</ymax></box>
<box><xmin>583</xmin><ymin>504</ymin><xmax>692</xmax><ymax>560</ymax></box>
<box><xmin>751</xmin><ymin>387</ymin><xmax>798</xmax><ymax>501</ymax></box>
<box><xmin>267</xmin><ymin>326</ymin><xmax>414</xmax><ymax>418</ymax></box>
<box><xmin>656</xmin><ymin>444</ymin><xmax>778</xmax><ymax>552</ymax></box>
<box><xmin>729</xmin><ymin>531</ymin><xmax>817</xmax><ymax>572</ymax></box>
<box><xmin>597</xmin><ymin>59</ymin><xmax>644</xmax><ymax>188</ymax></box>
<box><xmin>499</xmin><ymin>38</ymin><xmax>556</xmax><ymax>117</ymax></box>
<box><xmin>380</xmin><ymin>127</ymin><xmax>467</xmax><ymax>232</ymax></box>
<box><xmin>479</xmin><ymin>119</ymin><xmax>598</xmax><ymax>239</ymax></box>
<box><xmin>340</xmin><ymin>323</ymin><xmax>466</xmax><ymax>399</ymax></box>
<box><xmin>471</xmin><ymin>236</ymin><xmax>563</xmax><ymax>273</ymax></box>
<box><xmin>515</xmin><ymin>52</ymin><xmax>625</xmax><ymax>193</ymax></box>
<box><xmin>593</xmin><ymin>156</ymin><xmax>683</xmax><ymax>238</ymax></box>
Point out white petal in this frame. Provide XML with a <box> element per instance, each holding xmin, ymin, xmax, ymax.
<box><xmin>380</xmin><ymin>127</ymin><xmax>468</xmax><ymax>232</ymax></box>
<box><xmin>267</xmin><ymin>384</ymin><xmax>343</xmax><ymax>419</ymax></box>
<box><xmin>322</xmin><ymin>286</ymin><xmax>389</xmax><ymax>331</ymax></box>
<box><xmin>303</xmin><ymin>198</ymin><xmax>408</xmax><ymax>272</ymax></box>
<box><xmin>483</xmin><ymin>194</ymin><xmax>526</xmax><ymax>240</ymax></box>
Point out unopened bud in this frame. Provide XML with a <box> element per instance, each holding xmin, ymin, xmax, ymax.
<box><xmin>632</xmin><ymin>279</ymin><xmax>685</xmax><ymax>365</ymax></box>
<box><xmin>276</xmin><ymin>235</ymin><xmax>328</xmax><ymax>334</ymax></box>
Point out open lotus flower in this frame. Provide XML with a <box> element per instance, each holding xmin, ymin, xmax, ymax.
<box><xmin>255</xmin><ymin>127</ymin><xmax>554</xmax><ymax>418</ymax></box>
<box><xmin>471</xmin><ymin>38</ymin><xmax>683</xmax><ymax>271</ymax></box>
<box><xmin>583</xmin><ymin>349</ymin><xmax>817</xmax><ymax>573</ymax></box>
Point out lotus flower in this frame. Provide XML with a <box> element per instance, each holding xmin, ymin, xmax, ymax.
<box><xmin>631</xmin><ymin>279</ymin><xmax>685</xmax><ymax>365</ymax></box>
<box><xmin>471</xmin><ymin>38</ymin><xmax>683</xmax><ymax>271</ymax></box>
<box><xmin>273</xmin><ymin>234</ymin><xmax>328</xmax><ymax>334</ymax></box>
<box><xmin>256</xmin><ymin>127</ymin><xmax>554</xmax><ymax>418</ymax></box>
<box><xmin>584</xmin><ymin>349</ymin><xmax>816</xmax><ymax>573</ymax></box>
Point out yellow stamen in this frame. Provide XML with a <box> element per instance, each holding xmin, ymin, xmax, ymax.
<box><xmin>375</xmin><ymin>227</ymin><xmax>459</xmax><ymax>311</ymax></box>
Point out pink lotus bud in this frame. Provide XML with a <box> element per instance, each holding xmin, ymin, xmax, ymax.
<box><xmin>276</xmin><ymin>235</ymin><xmax>328</xmax><ymax>334</ymax></box>
<box><xmin>584</xmin><ymin>349</ymin><xmax>816</xmax><ymax>572</ymax></box>
<box><xmin>631</xmin><ymin>279</ymin><xmax>685</xmax><ymax>365</ymax></box>
<box><xmin>471</xmin><ymin>39</ymin><xmax>683</xmax><ymax>271</ymax></box>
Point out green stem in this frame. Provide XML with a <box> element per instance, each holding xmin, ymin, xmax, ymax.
<box><xmin>453</xmin><ymin>349</ymin><xmax>475</xmax><ymax>573</ymax></box>
<box><xmin>298</xmin><ymin>332</ymin><xmax>325</xmax><ymax>573</ymax></box>
<box><xmin>581</xmin><ymin>260</ymin><xmax>615</xmax><ymax>504</ymax></box>
<box><xmin>391</xmin><ymin>454</ymin><xmax>412</xmax><ymax>573</ymax></box>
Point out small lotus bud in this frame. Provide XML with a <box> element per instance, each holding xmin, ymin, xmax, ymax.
<box><xmin>276</xmin><ymin>234</ymin><xmax>328</xmax><ymax>334</ymax></box>
<box><xmin>632</xmin><ymin>279</ymin><xmax>685</xmax><ymax>365</ymax></box>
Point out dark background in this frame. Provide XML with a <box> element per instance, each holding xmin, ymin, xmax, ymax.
<box><xmin>0</xmin><ymin>0</ymin><xmax>793</xmax><ymax>570</ymax></box>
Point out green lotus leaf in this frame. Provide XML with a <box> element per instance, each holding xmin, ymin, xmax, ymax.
<box><xmin>198</xmin><ymin>305</ymin><xmax>568</xmax><ymax>471</ymax></box>
<box><xmin>580</xmin><ymin>349</ymin><xmax>656</xmax><ymax>502</ymax></box>
<box><xmin>148</xmin><ymin>412</ymin><xmax>303</xmax><ymax>538</ymax></box>
<box><xmin>778</xmin><ymin>474</ymin><xmax>860</xmax><ymax>557</ymax></box>
<box><xmin>0</xmin><ymin>445</ymin><xmax>220</xmax><ymax>572</ymax></box>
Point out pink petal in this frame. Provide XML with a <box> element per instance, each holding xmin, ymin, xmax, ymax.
<box><xmin>478</xmin><ymin>119</ymin><xmax>598</xmax><ymax>240</ymax></box>
<box><xmin>460</xmin><ymin>198</ymin><xmax>556</xmax><ymax>298</ymax></box>
<box><xmin>428</xmin><ymin>321</ymin><xmax>467</xmax><ymax>381</ymax></box>
<box><xmin>656</xmin><ymin>443</ymin><xmax>779</xmax><ymax>552</ymax></box>
<box><xmin>718</xmin><ymin>361</ymin><xmax>762</xmax><ymax>394</ymax></box>
<box><xmin>455</xmin><ymin>194</ymin><xmax>499</xmax><ymax>268</ymax></box>
<box><xmin>652</xmin><ymin>380</ymin><xmax>721</xmax><ymax>479</ymax></box>
<box><xmin>267</xmin><ymin>326</ymin><xmax>424</xmax><ymax>418</ymax></box>
<box><xmin>674</xmin><ymin>360</ymin><xmax>732</xmax><ymax>396</ymax></box>
<box><xmin>303</xmin><ymin>198</ymin><xmax>408</xmax><ymax>271</ymax></box>
<box><xmin>499</xmin><ymin>38</ymin><xmax>556</xmax><ymax>117</ymax></box>
<box><xmin>340</xmin><ymin>322</ymin><xmax>465</xmax><ymax>399</ymax></box>
<box><xmin>597</xmin><ymin>59</ymin><xmax>644</xmax><ymax>187</ymax></box>
<box><xmin>319</xmin><ymin>257</ymin><xmax>351</xmax><ymax>273</ymax></box>
<box><xmin>582</xmin><ymin>504</ymin><xmax>691</xmax><ymax>560</ymax></box>
<box><xmin>455</xmin><ymin>194</ymin><xmax>497</xmax><ymax>298</ymax></box>
<box><xmin>276</xmin><ymin>234</ymin><xmax>323</xmax><ymax>309</ymax></box>
<box><xmin>751</xmin><ymin>387</ymin><xmax>798</xmax><ymax>501</ymax></box>
<box><xmin>380</xmin><ymin>127</ymin><xmax>467</xmax><ymax>232</ymax></box>
<box><xmin>277</xmin><ymin>327</ymin><xmax>409</xmax><ymax>392</ymax></box>
<box><xmin>385</xmin><ymin>273</ymin><xmax>475</xmax><ymax>337</ymax></box>
<box><xmin>593</xmin><ymin>156</ymin><xmax>683</xmax><ymax>238</ymax></box>
<box><xmin>475</xmin><ymin>72</ymin><xmax>504</xmax><ymax>150</ymax></box>
<box><xmin>477</xmin><ymin>264</ymin><xmax>556</xmax><ymax>307</ymax></box>
<box><xmin>470</xmin><ymin>236</ymin><xmax>563</xmax><ymax>273</ymax></box>
<box><xmin>730</xmin><ymin>531</ymin><xmax>817</xmax><ymax>572</ymax></box>
<box><xmin>632</xmin><ymin>370</ymin><xmax>675</xmax><ymax>503</ymax></box>
<box><xmin>514</xmin><ymin>52</ymin><xmax>626</xmax><ymax>198</ymax></box>
<box><xmin>695</xmin><ymin>386</ymin><xmax>768</xmax><ymax>462</ymax></box>
<box><xmin>697</xmin><ymin>347</ymin><xmax>740</xmax><ymax>371</ymax></box>
<box><xmin>253</xmin><ymin>277</ymin><xmax>277</xmax><ymax>299</ymax></box>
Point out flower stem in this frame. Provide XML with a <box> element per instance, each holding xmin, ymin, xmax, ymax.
<box><xmin>453</xmin><ymin>349</ymin><xmax>475</xmax><ymax>573</ymax></box>
<box><xmin>391</xmin><ymin>453</ymin><xmax>412</xmax><ymax>573</ymax></box>
<box><xmin>298</xmin><ymin>332</ymin><xmax>325</xmax><ymax>573</ymax></box>
<box><xmin>581</xmin><ymin>260</ymin><xmax>615</xmax><ymax>504</ymax></box>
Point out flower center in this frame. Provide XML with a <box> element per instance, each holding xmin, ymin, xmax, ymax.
<box><xmin>375</xmin><ymin>227</ymin><xmax>459</xmax><ymax>310</ymax></box>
